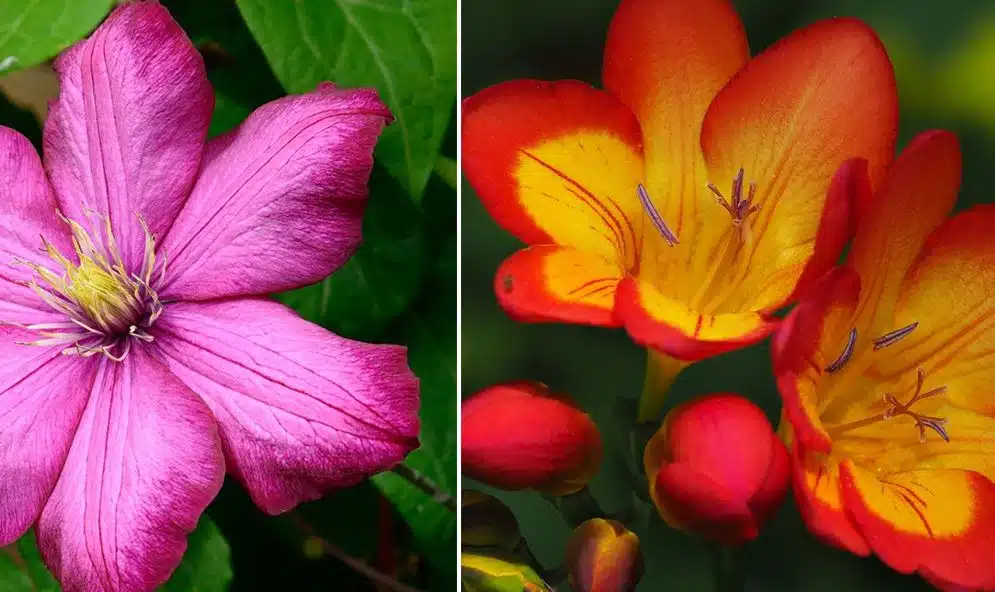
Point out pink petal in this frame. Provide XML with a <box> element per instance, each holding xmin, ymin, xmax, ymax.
<box><xmin>0</xmin><ymin>127</ymin><xmax>72</xmax><ymax>325</ymax></box>
<box><xmin>154</xmin><ymin>298</ymin><xmax>419</xmax><ymax>514</ymax></box>
<box><xmin>0</xmin><ymin>328</ymin><xmax>94</xmax><ymax>545</ymax></box>
<box><xmin>43</xmin><ymin>2</ymin><xmax>212</xmax><ymax>271</ymax></box>
<box><xmin>38</xmin><ymin>349</ymin><xmax>223</xmax><ymax>592</ymax></box>
<box><xmin>159</xmin><ymin>85</ymin><xmax>391</xmax><ymax>300</ymax></box>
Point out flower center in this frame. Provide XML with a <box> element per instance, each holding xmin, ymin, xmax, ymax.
<box><xmin>65</xmin><ymin>256</ymin><xmax>143</xmax><ymax>334</ymax></box>
<box><xmin>9</xmin><ymin>212</ymin><xmax>163</xmax><ymax>362</ymax></box>
<box><xmin>707</xmin><ymin>168</ymin><xmax>760</xmax><ymax>235</ymax></box>
<box><xmin>823</xmin><ymin>322</ymin><xmax>951</xmax><ymax>443</ymax></box>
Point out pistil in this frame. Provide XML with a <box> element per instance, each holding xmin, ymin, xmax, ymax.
<box><xmin>826</xmin><ymin>368</ymin><xmax>949</xmax><ymax>442</ymax></box>
<box><xmin>707</xmin><ymin>168</ymin><xmax>760</xmax><ymax>230</ymax></box>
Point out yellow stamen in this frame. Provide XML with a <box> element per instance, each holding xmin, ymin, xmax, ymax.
<box><xmin>65</xmin><ymin>257</ymin><xmax>142</xmax><ymax>334</ymax></box>
<box><xmin>8</xmin><ymin>210</ymin><xmax>165</xmax><ymax>361</ymax></box>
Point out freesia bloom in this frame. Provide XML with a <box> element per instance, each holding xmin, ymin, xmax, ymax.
<box><xmin>0</xmin><ymin>3</ymin><xmax>419</xmax><ymax>590</ymax></box>
<box><xmin>565</xmin><ymin>518</ymin><xmax>643</xmax><ymax>592</ymax></box>
<box><xmin>461</xmin><ymin>381</ymin><xmax>602</xmax><ymax>495</ymax></box>
<box><xmin>774</xmin><ymin>131</ymin><xmax>995</xmax><ymax>590</ymax></box>
<box><xmin>462</xmin><ymin>0</ymin><xmax>898</xmax><ymax>420</ymax></box>
<box><xmin>643</xmin><ymin>393</ymin><xmax>790</xmax><ymax>545</ymax></box>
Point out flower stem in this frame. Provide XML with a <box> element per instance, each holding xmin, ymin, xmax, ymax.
<box><xmin>391</xmin><ymin>464</ymin><xmax>456</xmax><ymax>512</ymax></box>
<box><xmin>637</xmin><ymin>350</ymin><xmax>688</xmax><ymax>422</ymax></box>
<box><xmin>708</xmin><ymin>543</ymin><xmax>745</xmax><ymax>592</ymax></box>
<box><xmin>290</xmin><ymin>512</ymin><xmax>424</xmax><ymax>592</ymax></box>
<box><xmin>433</xmin><ymin>155</ymin><xmax>458</xmax><ymax>191</ymax></box>
<box><xmin>543</xmin><ymin>486</ymin><xmax>604</xmax><ymax>527</ymax></box>
<box><xmin>516</xmin><ymin>538</ymin><xmax>567</xmax><ymax>584</ymax></box>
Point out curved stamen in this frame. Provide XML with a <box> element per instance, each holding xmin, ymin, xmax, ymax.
<box><xmin>826</xmin><ymin>328</ymin><xmax>858</xmax><ymax>374</ymax></box>
<box><xmin>637</xmin><ymin>184</ymin><xmax>679</xmax><ymax>247</ymax></box>
<box><xmin>873</xmin><ymin>321</ymin><xmax>918</xmax><ymax>350</ymax></box>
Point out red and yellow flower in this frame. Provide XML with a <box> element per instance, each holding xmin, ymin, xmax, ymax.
<box><xmin>462</xmin><ymin>0</ymin><xmax>898</xmax><ymax>420</ymax></box>
<box><xmin>775</xmin><ymin>130</ymin><xmax>995</xmax><ymax>590</ymax></box>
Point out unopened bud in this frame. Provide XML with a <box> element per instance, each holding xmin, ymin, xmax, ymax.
<box><xmin>462</xmin><ymin>381</ymin><xmax>603</xmax><ymax>495</ymax></box>
<box><xmin>644</xmin><ymin>393</ymin><xmax>790</xmax><ymax>545</ymax></box>
<box><xmin>566</xmin><ymin>518</ymin><xmax>642</xmax><ymax>592</ymax></box>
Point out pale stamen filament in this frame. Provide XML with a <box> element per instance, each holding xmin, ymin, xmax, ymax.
<box><xmin>3</xmin><ymin>210</ymin><xmax>166</xmax><ymax>362</ymax></box>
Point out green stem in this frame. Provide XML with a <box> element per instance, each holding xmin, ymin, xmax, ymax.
<box><xmin>637</xmin><ymin>350</ymin><xmax>689</xmax><ymax>422</ymax></box>
<box><xmin>543</xmin><ymin>486</ymin><xmax>604</xmax><ymax>527</ymax></box>
<box><xmin>708</xmin><ymin>543</ymin><xmax>745</xmax><ymax>592</ymax></box>
<box><xmin>391</xmin><ymin>464</ymin><xmax>456</xmax><ymax>512</ymax></box>
<box><xmin>289</xmin><ymin>512</ymin><xmax>424</xmax><ymax>592</ymax></box>
<box><xmin>516</xmin><ymin>539</ymin><xmax>567</xmax><ymax>584</ymax></box>
<box><xmin>433</xmin><ymin>155</ymin><xmax>458</xmax><ymax>191</ymax></box>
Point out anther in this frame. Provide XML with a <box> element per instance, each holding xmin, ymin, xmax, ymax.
<box><xmin>873</xmin><ymin>321</ymin><xmax>918</xmax><ymax>350</ymax></box>
<box><xmin>637</xmin><ymin>184</ymin><xmax>679</xmax><ymax>246</ymax></box>
<box><xmin>825</xmin><ymin>328</ymin><xmax>857</xmax><ymax>374</ymax></box>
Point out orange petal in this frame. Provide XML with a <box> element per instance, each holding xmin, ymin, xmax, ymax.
<box><xmin>867</xmin><ymin>204</ymin><xmax>995</xmax><ymax>412</ymax></box>
<box><xmin>792</xmin><ymin>446</ymin><xmax>870</xmax><ymax>556</ymax></box>
<box><xmin>462</xmin><ymin>80</ymin><xmax>643</xmax><ymax>266</ymax></box>
<box><xmin>698</xmin><ymin>18</ymin><xmax>898</xmax><ymax>313</ymax></box>
<box><xmin>614</xmin><ymin>277</ymin><xmax>776</xmax><ymax>361</ymax></box>
<box><xmin>603</xmin><ymin>0</ymin><xmax>748</xmax><ymax>238</ymax></box>
<box><xmin>840</xmin><ymin>462</ymin><xmax>995</xmax><ymax>590</ymax></box>
<box><xmin>786</xmin><ymin>159</ymin><xmax>869</xmax><ymax>308</ymax></box>
<box><xmin>848</xmin><ymin>130</ymin><xmax>961</xmax><ymax>341</ymax></box>
<box><xmin>494</xmin><ymin>246</ymin><xmax>623</xmax><ymax>328</ymax></box>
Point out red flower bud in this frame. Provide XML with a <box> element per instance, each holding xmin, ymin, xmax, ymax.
<box><xmin>644</xmin><ymin>393</ymin><xmax>790</xmax><ymax>546</ymax></box>
<box><xmin>566</xmin><ymin>518</ymin><xmax>643</xmax><ymax>592</ymax></box>
<box><xmin>462</xmin><ymin>381</ymin><xmax>603</xmax><ymax>495</ymax></box>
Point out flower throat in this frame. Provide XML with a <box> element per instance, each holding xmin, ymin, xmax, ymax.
<box><xmin>9</xmin><ymin>212</ymin><xmax>164</xmax><ymax>361</ymax></box>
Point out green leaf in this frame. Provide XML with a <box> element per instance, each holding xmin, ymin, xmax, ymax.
<box><xmin>373</xmin><ymin>235</ymin><xmax>456</xmax><ymax>587</ymax></box>
<box><xmin>277</xmin><ymin>165</ymin><xmax>430</xmax><ymax>341</ymax></box>
<box><xmin>0</xmin><ymin>518</ymin><xmax>231</xmax><ymax>591</ymax></box>
<box><xmin>161</xmin><ymin>517</ymin><xmax>233</xmax><ymax>592</ymax></box>
<box><xmin>161</xmin><ymin>0</ymin><xmax>284</xmax><ymax>138</ymax></box>
<box><xmin>0</xmin><ymin>0</ymin><xmax>113</xmax><ymax>74</ymax></box>
<box><xmin>233</xmin><ymin>0</ymin><xmax>457</xmax><ymax>200</ymax></box>
<box><xmin>0</xmin><ymin>532</ymin><xmax>58</xmax><ymax>591</ymax></box>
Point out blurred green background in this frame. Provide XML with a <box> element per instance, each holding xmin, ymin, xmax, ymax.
<box><xmin>461</xmin><ymin>0</ymin><xmax>995</xmax><ymax>590</ymax></box>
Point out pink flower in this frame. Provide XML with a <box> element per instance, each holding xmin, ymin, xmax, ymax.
<box><xmin>0</xmin><ymin>3</ymin><xmax>419</xmax><ymax>591</ymax></box>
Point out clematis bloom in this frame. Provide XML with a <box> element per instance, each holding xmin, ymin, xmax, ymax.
<box><xmin>0</xmin><ymin>3</ymin><xmax>419</xmax><ymax>591</ymax></box>
<box><xmin>775</xmin><ymin>130</ymin><xmax>995</xmax><ymax>590</ymax></box>
<box><xmin>462</xmin><ymin>0</ymin><xmax>898</xmax><ymax>420</ymax></box>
